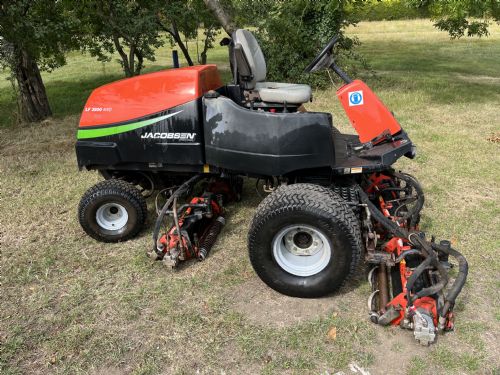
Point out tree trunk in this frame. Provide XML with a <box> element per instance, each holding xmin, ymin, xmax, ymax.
<box><xmin>14</xmin><ymin>48</ymin><xmax>52</xmax><ymax>123</ymax></box>
<box><xmin>113</xmin><ymin>35</ymin><xmax>132</xmax><ymax>77</ymax></box>
<box><xmin>128</xmin><ymin>43</ymin><xmax>136</xmax><ymax>76</ymax></box>
<box><xmin>203</xmin><ymin>0</ymin><xmax>236</xmax><ymax>36</ymax></box>
<box><xmin>158</xmin><ymin>20</ymin><xmax>194</xmax><ymax>66</ymax></box>
<box><xmin>171</xmin><ymin>21</ymin><xmax>194</xmax><ymax>66</ymax></box>
<box><xmin>134</xmin><ymin>49</ymin><xmax>144</xmax><ymax>75</ymax></box>
<box><xmin>200</xmin><ymin>26</ymin><xmax>215</xmax><ymax>65</ymax></box>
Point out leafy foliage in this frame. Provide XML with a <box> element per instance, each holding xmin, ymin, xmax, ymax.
<box><xmin>0</xmin><ymin>0</ymin><xmax>79</xmax><ymax>71</ymax></box>
<box><xmin>235</xmin><ymin>0</ymin><xmax>364</xmax><ymax>87</ymax></box>
<box><xmin>347</xmin><ymin>0</ymin><xmax>429</xmax><ymax>21</ymax></box>
<box><xmin>0</xmin><ymin>1</ymin><xmax>80</xmax><ymax>122</ymax></box>
<box><xmin>408</xmin><ymin>0</ymin><xmax>500</xmax><ymax>38</ymax></box>
<box><xmin>156</xmin><ymin>0</ymin><xmax>222</xmax><ymax>66</ymax></box>
<box><xmin>76</xmin><ymin>0</ymin><xmax>164</xmax><ymax>77</ymax></box>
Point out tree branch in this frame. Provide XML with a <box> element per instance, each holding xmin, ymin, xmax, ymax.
<box><xmin>112</xmin><ymin>35</ymin><xmax>131</xmax><ymax>77</ymax></box>
<box><xmin>202</xmin><ymin>0</ymin><xmax>236</xmax><ymax>36</ymax></box>
<box><xmin>157</xmin><ymin>18</ymin><xmax>194</xmax><ymax>66</ymax></box>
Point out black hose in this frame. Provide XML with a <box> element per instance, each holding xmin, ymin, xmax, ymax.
<box><xmin>152</xmin><ymin>175</ymin><xmax>203</xmax><ymax>255</ymax></box>
<box><xmin>404</xmin><ymin>256</ymin><xmax>433</xmax><ymax>302</ymax></box>
<box><xmin>432</xmin><ymin>242</ymin><xmax>468</xmax><ymax>317</ymax></box>
<box><xmin>357</xmin><ymin>187</ymin><xmax>409</xmax><ymax>238</ymax></box>
<box><xmin>357</xmin><ymin>186</ymin><xmax>467</xmax><ymax>316</ymax></box>
<box><xmin>408</xmin><ymin>234</ymin><xmax>449</xmax><ymax>290</ymax></box>
<box><xmin>393</xmin><ymin>172</ymin><xmax>424</xmax><ymax>228</ymax></box>
<box><xmin>413</xmin><ymin>282</ymin><xmax>447</xmax><ymax>301</ymax></box>
<box><xmin>394</xmin><ymin>249</ymin><xmax>422</xmax><ymax>263</ymax></box>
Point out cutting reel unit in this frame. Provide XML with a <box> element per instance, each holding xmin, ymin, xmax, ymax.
<box><xmin>360</xmin><ymin>172</ymin><xmax>468</xmax><ymax>345</ymax></box>
<box><xmin>148</xmin><ymin>176</ymin><xmax>240</xmax><ymax>268</ymax></box>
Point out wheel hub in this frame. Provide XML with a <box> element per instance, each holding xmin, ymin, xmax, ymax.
<box><xmin>95</xmin><ymin>203</ymin><xmax>128</xmax><ymax>231</ymax></box>
<box><xmin>284</xmin><ymin>228</ymin><xmax>322</xmax><ymax>256</ymax></box>
<box><xmin>273</xmin><ymin>225</ymin><xmax>331</xmax><ymax>276</ymax></box>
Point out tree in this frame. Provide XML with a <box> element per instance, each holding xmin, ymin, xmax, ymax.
<box><xmin>156</xmin><ymin>0</ymin><xmax>222</xmax><ymax>66</ymax></box>
<box><xmin>192</xmin><ymin>0</ymin><xmax>222</xmax><ymax>65</ymax></box>
<box><xmin>0</xmin><ymin>0</ymin><xmax>78</xmax><ymax>122</ymax></box>
<box><xmin>77</xmin><ymin>0</ymin><xmax>164</xmax><ymax>77</ymax></box>
<box><xmin>239</xmin><ymin>0</ymin><xmax>363</xmax><ymax>86</ymax></box>
<box><xmin>203</xmin><ymin>0</ymin><xmax>363</xmax><ymax>86</ymax></box>
<box><xmin>408</xmin><ymin>0</ymin><xmax>500</xmax><ymax>38</ymax></box>
<box><xmin>203</xmin><ymin>0</ymin><xmax>236</xmax><ymax>36</ymax></box>
<box><xmin>156</xmin><ymin>0</ymin><xmax>196</xmax><ymax>66</ymax></box>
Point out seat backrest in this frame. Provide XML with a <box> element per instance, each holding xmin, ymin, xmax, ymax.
<box><xmin>233</xmin><ymin>29</ymin><xmax>266</xmax><ymax>89</ymax></box>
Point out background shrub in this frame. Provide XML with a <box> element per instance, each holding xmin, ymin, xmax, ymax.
<box><xmin>347</xmin><ymin>0</ymin><xmax>430</xmax><ymax>21</ymax></box>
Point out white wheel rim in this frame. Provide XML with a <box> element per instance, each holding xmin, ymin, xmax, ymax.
<box><xmin>272</xmin><ymin>224</ymin><xmax>332</xmax><ymax>277</ymax></box>
<box><xmin>95</xmin><ymin>203</ymin><xmax>128</xmax><ymax>231</ymax></box>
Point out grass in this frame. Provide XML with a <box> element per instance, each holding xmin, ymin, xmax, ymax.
<box><xmin>1</xmin><ymin>19</ymin><xmax>499</xmax><ymax>374</ymax></box>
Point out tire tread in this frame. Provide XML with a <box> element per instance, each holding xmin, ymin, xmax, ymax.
<box><xmin>78</xmin><ymin>179</ymin><xmax>147</xmax><ymax>242</ymax></box>
<box><xmin>248</xmin><ymin>183</ymin><xmax>363</xmax><ymax>296</ymax></box>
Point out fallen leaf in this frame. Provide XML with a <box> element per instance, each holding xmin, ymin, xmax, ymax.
<box><xmin>327</xmin><ymin>326</ymin><xmax>337</xmax><ymax>340</ymax></box>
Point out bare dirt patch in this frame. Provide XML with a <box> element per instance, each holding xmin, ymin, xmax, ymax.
<box><xmin>231</xmin><ymin>278</ymin><xmax>340</xmax><ymax>328</ymax></box>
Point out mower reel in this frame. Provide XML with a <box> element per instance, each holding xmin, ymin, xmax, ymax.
<box><xmin>147</xmin><ymin>177</ymin><xmax>239</xmax><ymax>268</ymax></box>
<box><xmin>359</xmin><ymin>172</ymin><xmax>467</xmax><ymax>345</ymax></box>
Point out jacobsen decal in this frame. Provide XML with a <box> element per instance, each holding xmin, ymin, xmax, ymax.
<box><xmin>141</xmin><ymin>132</ymin><xmax>196</xmax><ymax>141</ymax></box>
<box><xmin>77</xmin><ymin>110</ymin><xmax>183</xmax><ymax>139</ymax></box>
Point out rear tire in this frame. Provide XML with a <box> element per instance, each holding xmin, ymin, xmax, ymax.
<box><xmin>78</xmin><ymin>179</ymin><xmax>147</xmax><ymax>242</ymax></box>
<box><xmin>248</xmin><ymin>184</ymin><xmax>362</xmax><ymax>297</ymax></box>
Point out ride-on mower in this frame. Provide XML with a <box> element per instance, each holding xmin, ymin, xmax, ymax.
<box><xmin>76</xmin><ymin>30</ymin><xmax>467</xmax><ymax>345</ymax></box>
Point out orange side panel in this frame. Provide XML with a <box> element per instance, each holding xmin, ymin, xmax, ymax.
<box><xmin>337</xmin><ymin>80</ymin><xmax>401</xmax><ymax>143</ymax></box>
<box><xmin>79</xmin><ymin>65</ymin><xmax>222</xmax><ymax>127</ymax></box>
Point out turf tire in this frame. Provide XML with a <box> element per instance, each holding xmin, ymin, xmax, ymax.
<box><xmin>78</xmin><ymin>179</ymin><xmax>147</xmax><ymax>242</ymax></box>
<box><xmin>248</xmin><ymin>183</ymin><xmax>363</xmax><ymax>298</ymax></box>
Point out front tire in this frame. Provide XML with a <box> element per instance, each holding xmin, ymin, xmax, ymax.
<box><xmin>248</xmin><ymin>184</ymin><xmax>362</xmax><ymax>298</ymax></box>
<box><xmin>78</xmin><ymin>179</ymin><xmax>147</xmax><ymax>242</ymax></box>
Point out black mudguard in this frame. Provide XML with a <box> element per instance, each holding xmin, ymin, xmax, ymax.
<box><xmin>203</xmin><ymin>96</ymin><xmax>335</xmax><ymax>176</ymax></box>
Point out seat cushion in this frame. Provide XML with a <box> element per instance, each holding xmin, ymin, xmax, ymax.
<box><xmin>254</xmin><ymin>82</ymin><xmax>312</xmax><ymax>104</ymax></box>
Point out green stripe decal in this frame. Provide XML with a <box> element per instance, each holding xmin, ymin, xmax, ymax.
<box><xmin>77</xmin><ymin>111</ymin><xmax>182</xmax><ymax>139</ymax></box>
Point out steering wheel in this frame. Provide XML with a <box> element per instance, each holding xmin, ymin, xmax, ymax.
<box><xmin>304</xmin><ymin>35</ymin><xmax>339</xmax><ymax>73</ymax></box>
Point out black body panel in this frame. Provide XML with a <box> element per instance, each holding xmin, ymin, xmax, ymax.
<box><xmin>330</xmin><ymin>131</ymin><xmax>414</xmax><ymax>175</ymax></box>
<box><xmin>203</xmin><ymin>96</ymin><xmax>335</xmax><ymax>176</ymax></box>
<box><xmin>76</xmin><ymin>90</ymin><xmax>415</xmax><ymax>179</ymax></box>
<box><xmin>76</xmin><ymin>100</ymin><xmax>205</xmax><ymax>170</ymax></box>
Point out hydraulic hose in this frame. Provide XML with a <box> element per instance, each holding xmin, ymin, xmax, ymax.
<box><xmin>394</xmin><ymin>249</ymin><xmax>422</xmax><ymax>263</ymax></box>
<box><xmin>356</xmin><ymin>186</ymin><xmax>467</xmax><ymax>316</ymax></box>
<box><xmin>392</xmin><ymin>172</ymin><xmax>425</xmax><ymax>228</ymax></box>
<box><xmin>152</xmin><ymin>174</ymin><xmax>203</xmax><ymax>256</ymax></box>
<box><xmin>357</xmin><ymin>186</ymin><xmax>408</xmax><ymax>239</ymax></box>
<box><xmin>406</xmin><ymin>234</ymin><xmax>449</xmax><ymax>300</ymax></box>
<box><xmin>432</xmin><ymin>242</ymin><xmax>468</xmax><ymax>317</ymax></box>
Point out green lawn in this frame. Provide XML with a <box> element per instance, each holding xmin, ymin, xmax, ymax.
<box><xmin>1</xmin><ymin>20</ymin><xmax>499</xmax><ymax>374</ymax></box>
